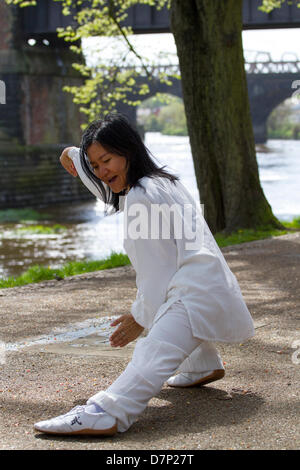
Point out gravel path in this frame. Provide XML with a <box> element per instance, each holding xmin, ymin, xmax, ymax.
<box><xmin>0</xmin><ymin>233</ymin><xmax>299</xmax><ymax>450</ymax></box>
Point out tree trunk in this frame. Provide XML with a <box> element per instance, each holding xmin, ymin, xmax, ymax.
<box><xmin>170</xmin><ymin>0</ymin><xmax>283</xmax><ymax>233</ymax></box>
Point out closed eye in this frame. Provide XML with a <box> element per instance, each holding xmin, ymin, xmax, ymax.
<box><xmin>92</xmin><ymin>159</ymin><xmax>110</xmax><ymax>169</ymax></box>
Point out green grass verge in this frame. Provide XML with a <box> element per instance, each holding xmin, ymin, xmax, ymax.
<box><xmin>283</xmin><ymin>216</ymin><xmax>300</xmax><ymax>229</ymax></box>
<box><xmin>215</xmin><ymin>217</ymin><xmax>300</xmax><ymax>247</ymax></box>
<box><xmin>0</xmin><ymin>217</ymin><xmax>299</xmax><ymax>289</ymax></box>
<box><xmin>0</xmin><ymin>252</ymin><xmax>130</xmax><ymax>289</ymax></box>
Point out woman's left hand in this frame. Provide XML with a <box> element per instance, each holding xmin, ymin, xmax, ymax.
<box><xmin>110</xmin><ymin>314</ymin><xmax>144</xmax><ymax>348</ymax></box>
<box><xmin>60</xmin><ymin>147</ymin><xmax>78</xmax><ymax>177</ymax></box>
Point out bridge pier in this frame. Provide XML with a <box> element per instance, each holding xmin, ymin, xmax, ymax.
<box><xmin>116</xmin><ymin>102</ymin><xmax>138</xmax><ymax>129</ymax></box>
<box><xmin>0</xmin><ymin>2</ymin><xmax>92</xmax><ymax>209</ymax></box>
<box><xmin>251</xmin><ymin>122</ymin><xmax>268</xmax><ymax>144</ymax></box>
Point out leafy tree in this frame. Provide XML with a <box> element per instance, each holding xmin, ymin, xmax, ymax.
<box><xmin>267</xmin><ymin>98</ymin><xmax>300</xmax><ymax>139</ymax></box>
<box><xmin>6</xmin><ymin>0</ymin><xmax>171</xmax><ymax>123</ymax></box>
<box><xmin>170</xmin><ymin>0</ymin><xmax>284</xmax><ymax>232</ymax></box>
<box><xmin>6</xmin><ymin>0</ymin><xmax>287</xmax><ymax>233</ymax></box>
<box><xmin>258</xmin><ymin>0</ymin><xmax>298</xmax><ymax>13</ymax></box>
<box><xmin>139</xmin><ymin>95</ymin><xmax>188</xmax><ymax>135</ymax></box>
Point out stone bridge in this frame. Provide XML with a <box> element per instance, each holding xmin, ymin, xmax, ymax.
<box><xmin>1</xmin><ymin>0</ymin><xmax>300</xmax><ymax>209</ymax></box>
<box><xmin>117</xmin><ymin>58</ymin><xmax>300</xmax><ymax>144</ymax></box>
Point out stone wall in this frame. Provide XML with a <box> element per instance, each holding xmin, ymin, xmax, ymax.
<box><xmin>0</xmin><ymin>143</ymin><xmax>93</xmax><ymax>209</ymax></box>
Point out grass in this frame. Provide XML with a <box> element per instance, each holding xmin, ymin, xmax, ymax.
<box><xmin>0</xmin><ymin>252</ymin><xmax>130</xmax><ymax>289</ymax></box>
<box><xmin>14</xmin><ymin>224</ymin><xmax>67</xmax><ymax>235</ymax></box>
<box><xmin>0</xmin><ymin>208</ymin><xmax>50</xmax><ymax>223</ymax></box>
<box><xmin>283</xmin><ymin>216</ymin><xmax>300</xmax><ymax>229</ymax></box>
<box><xmin>215</xmin><ymin>217</ymin><xmax>300</xmax><ymax>247</ymax></box>
<box><xmin>0</xmin><ymin>217</ymin><xmax>299</xmax><ymax>289</ymax></box>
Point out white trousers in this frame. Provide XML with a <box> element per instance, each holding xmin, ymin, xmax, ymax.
<box><xmin>87</xmin><ymin>300</ymin><xmax>224</xmax><ymax>432</ymax></box>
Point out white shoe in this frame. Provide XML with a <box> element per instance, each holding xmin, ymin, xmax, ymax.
<box><xmin>34</xmin><ymin>405</ymin><xmax>117</xmax><ymax>436</ymax></box>
<box><xmin>167</xmin><ymin>369</ymin><xmax>225</xmax><ymax>388</ymax></box>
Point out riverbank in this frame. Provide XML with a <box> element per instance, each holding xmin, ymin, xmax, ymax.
<box><xmin>1</xmin><ymin>135</ymin><xmax>300</xmax><ymax>279</ymax></box>
<box><xmin>1</xmin><ymin>220</ymin><xmax>299</xmax><ymax>288</ymax></box>
<box><xmin>0</xmin><ymin>232</ymin><xmax>299</xmax><ymax>450</ymax></box>
<box><xmin>0</xmin><ymin>252</ymin><xmax>130</xmax><ymax>288</ymax></box>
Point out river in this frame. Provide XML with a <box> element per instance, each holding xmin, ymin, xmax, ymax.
<box><xmin>0</xmin><ymin>134</ymin><xmax>299</xmax><ymax>279</ymax></box>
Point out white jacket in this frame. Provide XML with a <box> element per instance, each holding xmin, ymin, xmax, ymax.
<box><xmin>68</xmin><ymin>147</ymin><xmax>255</xmax><ymax>343</ymax></box>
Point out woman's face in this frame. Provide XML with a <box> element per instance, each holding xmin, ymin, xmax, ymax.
<box><xmin>87</xmin><ymin>142</ymin><xmax>129</xmax><ymax>193</ymax></box>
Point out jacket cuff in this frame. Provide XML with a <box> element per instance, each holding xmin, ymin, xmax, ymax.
<box><xmin>67</xmin><ymin>147</ymin><xmax>80</xmax><ymax>161</ymax></box>
<box><xmin>131</xmin><ymin>295</ymin><xmax>146</xmax><ymax>328</ymax></box>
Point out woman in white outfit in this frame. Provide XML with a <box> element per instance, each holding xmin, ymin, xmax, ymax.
<box><xmin>34</xmin><ymin>113</ymin><xmax>254</xmax><ymax>436</ymax></box>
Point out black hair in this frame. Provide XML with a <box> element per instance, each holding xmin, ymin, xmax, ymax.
<box><xmin>80</xmin><ymin>112</ymin><xmax>179</xmax><ymax>214</ymax></box>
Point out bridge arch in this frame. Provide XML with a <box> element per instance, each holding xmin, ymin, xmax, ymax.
<box><xmin>136</xmin><ymin>92</ymin><xmax>187</xmax><ymax>137</ymax></box>
<box><xmin>247</xmin><ymin>72</ymin><xmax>298</xmax><ymax>143</ymax></box>
<box><xmin>117</xmin><ymin>61</ymin><xmax>300</xmax><ymax>144</ymax></box>
<box><xmin>116</xmin><ymin>72</ymin><xmax>182</xmax><ymax>135</ymax></box>
<box><xmin>267</xmin><ymin>96</ymin><xmax>300</xmax><ymax>140</ymax></box>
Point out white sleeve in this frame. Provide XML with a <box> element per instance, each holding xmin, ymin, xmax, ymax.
<box><xmin>68</xmin><ymin>147</ymin><xmax>109</xmax><ymax>201</ymax></box>
<box><xmin>126</xmin><ymin>186</ymin><xmax>177</xmax><ymax>329</ymax></box>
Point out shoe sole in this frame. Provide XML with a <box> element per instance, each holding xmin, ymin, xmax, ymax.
<box><xmin>34</xmin><ymin>424</ymin><xmax>117</xmax><ymax>436</ymax></box>
<box><xmin>168</xmin><ymin>369</ymin><xmax>225</xmax><ymax>388</ymax></box>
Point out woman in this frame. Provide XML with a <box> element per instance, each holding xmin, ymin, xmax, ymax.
<box><xmin>34</xmin><ymin>113</ymin><xmax>254</xmax><ymax>436</ymax></box>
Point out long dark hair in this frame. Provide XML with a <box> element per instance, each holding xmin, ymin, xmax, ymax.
<box><xmin>80</xmin><ymin>113</ymin><xmax>179</xmax><ymax>214</ymax></box>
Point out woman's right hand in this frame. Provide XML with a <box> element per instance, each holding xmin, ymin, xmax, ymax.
<box><xmin>60</xmin><ymin>147</ymin><xmax>78</xmax><ymax>177</ymax></box>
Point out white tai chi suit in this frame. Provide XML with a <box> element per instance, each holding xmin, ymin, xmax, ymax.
<box><xmin>68</xmin><ymin>147</ymin><xmax>255</xmax><ymax>432</ymax></box>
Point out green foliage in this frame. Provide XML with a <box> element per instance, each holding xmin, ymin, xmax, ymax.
<box><xmin>139</xmin><ymin>94</ymin><xmax>188</xmax><ymax>135</ymax></box>
<box><xmin>141</xmin><ymin>93</ymin><xmax>172</xmax><ymax>109</ymax></box>
<box><xmin>258</xmin><ymin>0</ymin><xmax>300</xmax><ymax>13</ymax></box>
<box><xmin>158</xmin><ymin>100</ymin><xmax>187</xmax><ymax>135</ymax></box>
<box><xmin>0</xmin><ymin>208</ymin><xmax>50</xmax><ymax>223</ymax></box>
<box><xmin>283</xmin><ymin>216</ymin><xmax>300</xmax><ymax>228</ymax></box>
<box><xmin>59</xmin><ymin>0</ymin><xmax>173</xmax><ymax>126</ymax></box>
<box><xmin>14</xmin><ymin>224</ymin><xmax>67</xmax><ymax>235</ymax></box>
<box><xmin>5</xmin><ymin>0</ymin><xmax>36</xmax><ymax>6</ymax></box>
<box><xmin>259</xmin><ymin>0</ymin><xmax>286</xmax><ymax>13</ymax></box>
<box><xmin>267</xmin><ymin>99</ymin><xmax>300</xmax><ymax>139</ymax></box>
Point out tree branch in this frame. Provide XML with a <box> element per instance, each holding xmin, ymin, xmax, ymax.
<box><xmin>107</xmin><ymin>0</ymin><xmax>152</xmax><ymax>79</ymax></box>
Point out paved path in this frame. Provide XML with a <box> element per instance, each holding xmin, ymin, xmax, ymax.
<box><xmin>0</xmin><ymin>233</ymin><xmax>299</xmax><ymax>450</ymax></box>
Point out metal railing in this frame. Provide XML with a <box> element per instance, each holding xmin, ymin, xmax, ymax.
<box><xmin>244</xmin><ymin>61</ymin><xmax>300</xmax><ymax>74</ymax></box>
<box><xmin>113</xmin><ymin>59</ymin><xmax>300</xmax><ymax>78</ymax></box>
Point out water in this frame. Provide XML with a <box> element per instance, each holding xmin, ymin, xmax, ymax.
<box><xmin>5</xmin><ymin>315</ymin><xmax>118</xmax><ymax>351</ymax></box>
<box><xmin>256</xmin><ymin>140</ymin><xmax>300</xmax><ymax>221</ymax></box>
<box><xmin>0</xmin><ymin>134</ymin><xmax>299</xmax><ymax>279</ymax></box>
